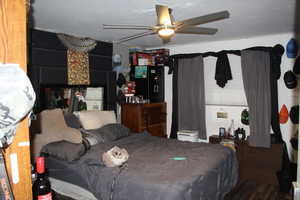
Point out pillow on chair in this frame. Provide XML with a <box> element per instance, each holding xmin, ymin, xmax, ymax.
<box><xmin>63</xmin><ymin>111</ymin><xmax>81</xmax><ymax>129</ymax></box>
<box><xmin>74</xmin><ymin>110</ymin><xmax>117</xmax><ymax>130</ymax></box>
<box><xmin>31</xmin><ymin>109</ymin><xmax>82</xmax><ymax>159</ymax></box>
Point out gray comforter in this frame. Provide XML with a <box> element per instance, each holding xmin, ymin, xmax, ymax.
<box><xmin>69</xmin><ymin>132</ymin><xmax>238</xmax><ymax>200</ymax></box>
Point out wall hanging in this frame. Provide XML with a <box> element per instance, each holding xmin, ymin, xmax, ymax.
<box><xmin>57</xmin><ymin>33</ymin><xmax>97</xmax><ymax>85</ymax></box>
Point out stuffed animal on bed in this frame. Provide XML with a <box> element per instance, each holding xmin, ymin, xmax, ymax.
<box><xmin>102</xmin><ymin>146</ymin><xmax>129</xmax><ymax>167</ymax></box>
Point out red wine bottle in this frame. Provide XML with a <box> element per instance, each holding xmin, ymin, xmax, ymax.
<box><xmin>32</xmin><ymin>157</ymin><xmax>52</xmax><ymax>200</ymax></box>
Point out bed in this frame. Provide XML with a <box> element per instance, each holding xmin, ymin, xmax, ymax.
<box><xmin>32</xmin><ymin>109</ymin><xmax>238</xmax><ymax>200</ymax></box>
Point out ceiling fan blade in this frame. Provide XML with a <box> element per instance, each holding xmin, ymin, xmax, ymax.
<box><xmin>176</xmin><ymin>27</ymin><xmax>218</xmax><ymax>35</ymax></box>
<box><xmin>117</xmin><ymin>31</ymin><xmax>156</xmax><ymax>43</ymax></box>
<box><xmin>103</xmin><ymin>24</ymin><xmax>154</xmax><ymax>31</ymax></box>
<box><xmin>168</xmin><ymin>8</ymin><xmax>175</xmax><ymax>24</ymax></box>
<box><xmin>156</xmin><ymin>5</ymin><xmax>172</xmax><ymax>25</ymax></box>
<box><xmin>175</xmin><ymin>10</ymin><xmax>230</xmax><ymax>27</ymax></box>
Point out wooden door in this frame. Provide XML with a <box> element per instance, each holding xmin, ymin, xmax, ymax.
<box><xmin>0</xmin><ymin>0</ymin><xmax>32</xmax><ymax>199</ymax></box>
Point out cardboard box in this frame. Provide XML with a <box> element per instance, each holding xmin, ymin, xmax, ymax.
<box><xmin>131</xmin><ymin>52</ymin><xmax>154</xmax><ymax>66</ymax></box>
<box><xmin>145</xmin><ymin>48</ymin><xmax>170</xmax><ymax>66</ymax></box>
<box><xmin>85</xmin><ymin>87</ymin><xmax>103</xmax><ymax>100</ymax></box>
<box><xmin>86</xmin><ymin>100</ymin><xmax>103</xmax><ymax>110</ymax></box>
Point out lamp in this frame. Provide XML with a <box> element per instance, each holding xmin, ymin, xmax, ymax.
<box><xmin>158</xmin><ymin>25</ymin><xmax>175</xmax><ymax>38</ymax></box>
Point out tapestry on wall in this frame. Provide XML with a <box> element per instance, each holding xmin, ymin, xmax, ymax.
<box><xmin>57</xmin><ymin>33</ymin><xmax>97</xmax><ymax>85</ymax></box>
<box><xmin>67</xmin><ymin>49</ymin><xmax>90</xmax><ymax>85</ymax></box>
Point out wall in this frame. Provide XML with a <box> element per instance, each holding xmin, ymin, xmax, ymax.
<box><xmin>112</xmin><ymin>43</ymin><xmax>131</xmax><ymax>122</ymax></box>
<box><xmin>163</xmin><ymin>33</ymin><xmax>297</xmax><ymax>157</ymax></box>
<box><xmin>0</xmin><ymin>0</ymin><xmax>33</xmax><ymax>198</ymax></box>
<box><xmin>29</xmin><ymin>29</ymin><xmax>117</xmax><ymax>112</ymax></box>
<box><xmin>113</xmin><ymin>43</ymin><xmax>130</xmax><ymax>70</ymax></box>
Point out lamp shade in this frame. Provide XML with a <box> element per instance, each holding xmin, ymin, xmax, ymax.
<box><xmin>158</xmin><ymin>28</ymin><xmax>175</xmax><ymax>38</ymax></box>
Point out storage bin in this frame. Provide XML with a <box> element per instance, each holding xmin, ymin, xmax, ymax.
<box><xmin>177</xmin><ymin>130</ymin><xmax>199</xmax><ymax>142</ymax></box>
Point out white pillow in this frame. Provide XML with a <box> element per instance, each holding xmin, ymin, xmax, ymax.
<box><xmin>75</xmin><ymin>110</ymin><xmax>116</xmax><ymax>130</ymax></box>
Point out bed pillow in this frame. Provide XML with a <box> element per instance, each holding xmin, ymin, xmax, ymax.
<box><xmin>31</xmin><ymin>109</ymin><xmax>83</xmax><ymax>159</ymax></box>
<box><xmin>74</xmin><ymin>110</ymin><xmax>116</xmax><ymax>130</ymax></box>
<box><xmin>82</xmin><ymin>123</ymin><xmax>131</xmax><ymax>143</ymax></box>
<box><xmin>41</xmin><ymin>141</ymin><xmax>86</xmax><ymax>162</ymax></box>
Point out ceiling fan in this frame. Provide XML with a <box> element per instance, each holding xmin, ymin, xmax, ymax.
<box><xmin>103</xmin><ymin>5</ymin><xmax>230</xmax><ymax>44</ymax></box>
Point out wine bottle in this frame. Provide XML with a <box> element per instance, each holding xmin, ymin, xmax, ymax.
<box><xmin>32</xmin><ymin>157</ymin><xmax>52</xmax><ymax>200</ymax></box>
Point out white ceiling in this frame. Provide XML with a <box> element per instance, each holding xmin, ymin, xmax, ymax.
<box><xmin>31</xmin><ymin>0</ymin><xmax>296</xmax><ymax>48</ymax></box>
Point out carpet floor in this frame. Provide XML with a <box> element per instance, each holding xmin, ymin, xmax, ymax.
<box><xmin>224</xmin><ymin>180</ymin><xmax>292</xmax><ymax>200</ymax></box>
<box><xmin>53</xmin><ymin>180</ymin><xmax>292</xmax><ymax>200</ymax></box>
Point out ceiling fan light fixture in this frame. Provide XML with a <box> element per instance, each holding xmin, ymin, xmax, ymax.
<box><xmin>158</xmin><ymin>27</ymin><xmax>175</xmax><ymax>38</ymax></box>
<box><xmin>104</xmin><ymin>5</ymin><xmax>230</xmax><ymax>43</ymax></box>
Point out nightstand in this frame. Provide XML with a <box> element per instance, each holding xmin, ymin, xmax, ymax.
<box><xmin>209</xmin><ymin>135</ymin><xmax>235</xmax><ymax>144</ymax></box>
<box><xmin>209</xmin><ymin>135</ymin><xmax>236</xmax><ymax>151</ymax></box>
<box><xmin>209</xmin><ymin>135</ymin><xmax>222</xmax><ymax>144</ymax></box>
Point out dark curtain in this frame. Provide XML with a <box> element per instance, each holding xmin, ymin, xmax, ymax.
<box><xmin>169</xmin><ymin>45</ymin><xmax>284</xmax><ymax>142</ymax></box>
<box><xmin>170</xmin><ymin>59</ymin><xmax>179</xmax><ymax>138</ymax></box>
<box><xmin>241</xmin><ymin>50</ymin><xmax>271</xmax><ymax>148</ymax></box>
<box><xmin>170</xmin><ymin>56</ymin><xmax>206</xmax><ymax>139</ymax></box>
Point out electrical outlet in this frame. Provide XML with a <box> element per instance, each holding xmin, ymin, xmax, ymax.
<box><xmin>217</xmin><ymin>112</ymin><xmax>228</xmax><ymax>118</ymax></box>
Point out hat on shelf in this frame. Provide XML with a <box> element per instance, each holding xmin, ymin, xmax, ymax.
<box><xmin>116</xmin><ymin>73</ymin><xmax>126</xmax><ymax>88</ymax></box>
<box><xmin>284</xmin><ymin>70</ymin><xmax>297</xmax><ymax>89</ymax></box>
<box><xmin>279</xmin><ymin>104</ymin><xmax>289</xmax><ymax>124</ymax></box>
<box><xmin>290</xmin><ymin>105</ymin><xmax>299</xmax><ymax>124</ymax></box>
<box><xmin>286</xmin><ymin>38</ymin><xmax>298</xmax><ymax>58</ymax></box>
<box><xmin>241</xmin><ymin>109</ymin><xmax>249</xmax><ymax>125</ymax></box>
<box><xmin>273</xmin><ymin>44</ymin><xmax>285</xmax><ymax>56</ymax></box>
<box><xmin>112</xmin><ymin>54</ymin><xmax>122</xmax><ymax>64</ymax></box>
<box><xmin>293</xmin><ymin>56</ymin><xmax>300</xmax><ymax>75</ymax></box>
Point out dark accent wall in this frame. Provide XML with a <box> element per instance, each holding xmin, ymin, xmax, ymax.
<box><xmin>28</xmin><ymin>29</ymin><xmax>116</xmax><ymax>112</ymax></box>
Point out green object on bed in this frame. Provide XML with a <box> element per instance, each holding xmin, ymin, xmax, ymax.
<box><xmin>171</xmin><ymin>157</ymin><xmax>186</xmax><ymax>160</ymax></box>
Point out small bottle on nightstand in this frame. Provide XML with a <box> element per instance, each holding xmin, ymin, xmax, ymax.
<box><xmin>227</xmin><ymin>119</ymin><xmax>234</xmax><ymax>138</ymax></box>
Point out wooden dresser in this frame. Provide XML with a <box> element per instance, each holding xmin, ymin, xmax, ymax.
<box><xmin>121</xmin><ymin>102</ymin><xmax>167</xmax><ymax>137</ymax></box>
